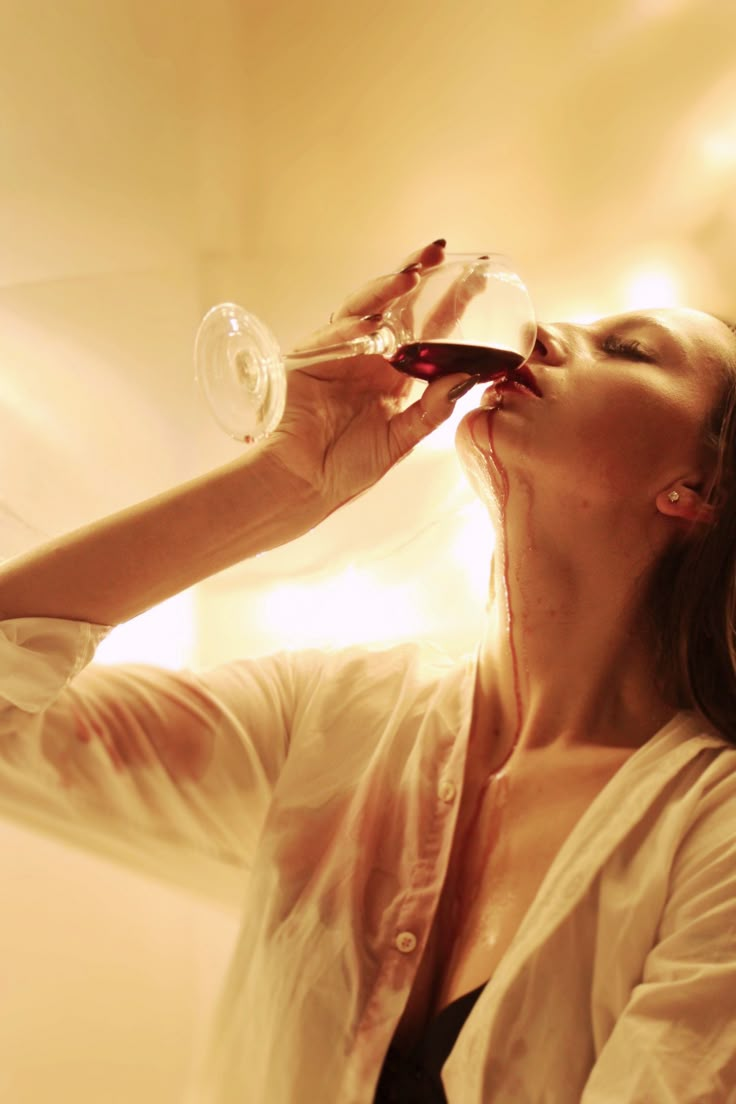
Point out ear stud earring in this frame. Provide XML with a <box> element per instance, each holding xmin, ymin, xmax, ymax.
<box><xmin>668</xmin><ymin>491</ymin><xmax>680</xmax><ymax>503</ymax></box>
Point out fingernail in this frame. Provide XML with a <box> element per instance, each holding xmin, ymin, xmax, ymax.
<box><xmin>361</xmin><ymin>313</ymin><xmax>383</xmax><ymax>323</ymax></box>
<box><xmin>432</xmin><ymin>238</ymin><xmax>447</xmax><ymax>248</ymax></box>
<box><xmin>400</xmin><ymin>263</ymin><xmax>422</xmax><ymax>274</ymax></box>
<box><xmin>447</xmin><ymin>377</ymin><xmax>478</xmax><ymax>402</ymax></box>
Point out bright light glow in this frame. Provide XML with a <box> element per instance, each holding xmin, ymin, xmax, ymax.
<box><xmin>702</xmin><ymin>131</ymin><xmax>736</xmax><ymax>170</ymax></box>
<box><xmin>448</xmin><ymin>502</ymin><xmax>494</xmax><ymax>602</ymax></box>
<box><xmin>421</xmin><ymin>389</ymin><xmax>482</xmax><ymax>452</ymax></box>
<box><xmin>623</xmin><ymin>267</ymin><xmax>680</xmax><ymax>309</ymax></box>
<box><xmin>255</xmin><ymin>565</ymin><xmax>429</xmax><ymax>647</ymax></box>
<box><xmin>94</xmin><ymin>590</ymin><xmax>196</xmax><ymax>669</ymax></box>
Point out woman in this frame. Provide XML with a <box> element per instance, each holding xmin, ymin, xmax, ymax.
<box><xmin>1</xmin><ymin>240</ymin><xmax>735</xmax><ymax>1103</ymax></box>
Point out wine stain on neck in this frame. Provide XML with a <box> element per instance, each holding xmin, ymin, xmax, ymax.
<box><xmin>473</xmin><ymin>406</ymin><xmax>523</xmax><ymax>767</ymax></box>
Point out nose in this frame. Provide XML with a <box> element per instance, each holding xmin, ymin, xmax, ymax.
<box><xmin>529</xmin><ymin>323</ymin><xmax>568</xmax><ymax>367</ymax></box>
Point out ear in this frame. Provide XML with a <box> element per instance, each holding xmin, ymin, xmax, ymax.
<box><xmin>657</xmin><ymin>486</ymin><xmax>716</xmax><ymax>525</ymax></box>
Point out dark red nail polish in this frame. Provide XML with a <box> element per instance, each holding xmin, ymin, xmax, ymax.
<box><xmin>401</xmin><ymin>263</ymin><xmax>421</xmax><ymax>274</ymax></box>
<box><xmin>362</xmin><ymin>313</ymin><xmax>383</xmax><ymax>323</ymax></box>
<box><xmin>432</xmin><ymin>238</ymin><xmax>447</xmax><ymax>248</ymax></box>
<box><xmin>447</xmin><ymin>377</ymin><xmax>477</xmax><ymax>402</ymax></box>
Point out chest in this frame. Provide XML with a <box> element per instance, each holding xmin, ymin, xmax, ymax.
<box><xmin>392</xmin><ymin>751</ymin><xmax>629</xmax><ymax>1052</ymax></box>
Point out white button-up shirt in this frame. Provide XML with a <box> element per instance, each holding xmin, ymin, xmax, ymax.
<box><xmin>1</xmin><ymin>616</ymin><xmax>735</xmax><ymax>1103</ymax></box>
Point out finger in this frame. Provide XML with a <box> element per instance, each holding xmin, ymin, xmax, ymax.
<box><xmin>291</xmin><ymin>312</ymin><xmax>385</xmax><ymax>354</ymax></box>
<box><xmin>422</xmin><ymin>267</ymin><xmax>487</xmax><ymax>340</ymax></box>
<box><xmin>380</xmin><ymin>241</ymin><xmax>451</xmax><ymax>331</ymax></box>
<box><xmin>396</xmin><ymin>239</ymin><xmax>446</xmax><ymax>273</ymax></box>
<box><xmin>333</xmin><ymin>239</ymin><xmax>446</xmax><ymax>322</ymax></box>
<box><xmin>333</xmin><ymin>268</ymin><xmax>422</xmax><ymax>322</ymax></box>
<box><xmin>387</xmin><ymin>371</ymin><xmax>477</xmax><ymax>462</ymax></box>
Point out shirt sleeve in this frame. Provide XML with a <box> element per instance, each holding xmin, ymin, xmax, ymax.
<box><xmin>0</xmin><ymin>617</ymin><xmax>318</xmax><ymax>897</ymax></box>
<box><xmin>581</xmin><ymin>766</ymin><xmax>736</xmax><ymax>1103</ymax></box>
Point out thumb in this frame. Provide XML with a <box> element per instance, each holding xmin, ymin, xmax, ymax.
<box><xmin>388</xmin><ymin>373</ymin><xmax>478</xmax><ymax>460</ymax></box>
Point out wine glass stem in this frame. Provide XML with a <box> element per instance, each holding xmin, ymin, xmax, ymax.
<box><xmin>284</xmin><ymin>325</ymin><xmax>396</xmax><ymax>370</ymax></box>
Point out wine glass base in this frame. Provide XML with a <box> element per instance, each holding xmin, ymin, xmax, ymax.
<box><xmin>194</xmin><ymin>303</ymin><xmax>286</xmax><ymax>442</ymax></box>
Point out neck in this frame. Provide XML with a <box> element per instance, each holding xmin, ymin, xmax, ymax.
<box><xmin>474</xmin><ymin>496</ymin><xmax>677</xmax><ymax>769</ymax></box>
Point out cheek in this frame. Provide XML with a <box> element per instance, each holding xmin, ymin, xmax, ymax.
<box><xmin>560</xmin><ymin>385</ymin><xmax>704</xmax><ymax>495</ymax></box>
<box><xmin>454</xmin><ymin>379</ymin><xmax>710</xmax><ymax>507</ymax></box>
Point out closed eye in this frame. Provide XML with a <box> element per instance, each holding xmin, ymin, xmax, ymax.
<box><xmin>600</xmin><ymin>334</ymin><xmax>654</xmax><ymax>362</ymax></box>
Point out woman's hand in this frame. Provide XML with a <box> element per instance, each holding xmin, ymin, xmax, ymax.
<box><xmin>267</xmin><ymin>241</ymin><xmax>475</xmax><ymax>516</ymax></box>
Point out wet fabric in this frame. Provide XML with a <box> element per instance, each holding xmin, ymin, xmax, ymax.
<box><xmin>2</xmin><ymin>616</ymin><xmax>736</xmax><ymax>1103</ymax></box>
<box><xmin>373</xmin><ymin>983</ymin><xmax>487</xmax><ymax>1103</ymax></box>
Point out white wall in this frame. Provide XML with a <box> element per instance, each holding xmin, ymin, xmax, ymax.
<box><xmin>0</xmin><ymin>4</ymin><xmax>248</xmax><ymax>1100</ymax></box>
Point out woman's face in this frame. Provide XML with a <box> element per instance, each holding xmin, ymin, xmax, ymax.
<box><xmin>456</xmin><ymin>307</ymin><xmax>736</xmax><ymax>515</ymax></box>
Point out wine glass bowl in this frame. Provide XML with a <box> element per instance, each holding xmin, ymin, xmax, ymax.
<box><xmin>392</xmin><ymin>258</ymin><xmax>533</xmax><ymax>351</ymax></box>
<box><xmin>194</xmin><ymin>253</ymin><xmax>536</xmax><ymax>442</ymax></box>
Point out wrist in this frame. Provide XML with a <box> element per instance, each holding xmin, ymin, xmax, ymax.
<box><xmin>254</xmin><ymin>439</ymin><xmax>330</xmax><ymax>536</ymax></box>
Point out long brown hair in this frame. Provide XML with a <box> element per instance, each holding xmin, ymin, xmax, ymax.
<box><xmin>647</xmin><ymin>319</ymin><xmax>736</xmax><ymax>744</ymax></box>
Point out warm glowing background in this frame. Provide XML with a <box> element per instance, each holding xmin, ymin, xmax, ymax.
<box><xmin>1</xmin><ymin>0</ymin><xmax>735</xmax><ymax>1099</ymax></box>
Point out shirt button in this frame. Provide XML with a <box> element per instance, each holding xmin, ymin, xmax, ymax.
<box><xmin>438</xmin><ymin>780</ymin><xmax>456</xmax><ymax>803</ymax></box>
<box><xmin>395</xmin><ymin>931</ymin><xmax>417</xmax><ymax>953</ymax></box>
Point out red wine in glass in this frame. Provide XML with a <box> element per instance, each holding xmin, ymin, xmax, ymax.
<box><xmin>390</xmin><ymin>341</ymin><xmax>524</xmax><ymax>383</ymax></box>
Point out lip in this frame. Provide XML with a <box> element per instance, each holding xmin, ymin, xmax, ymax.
<box><xmin>498</xmin><ymin>378</ymin><xmax>534</xmax><ymax>394</ymax></box>
<box><xmin>479</xmin><ymin>362</ymin><xmax>542</xmax><ymax>400</ymax></box>
<box><xmin>480</xmin><ymin>378</ymin><xmax>537</xmax><ymax>405</ymax></box>
<box><xmin>514</xmin><ymin>362</ymin><xmax>542</xmax><ymax>396</ymax></box>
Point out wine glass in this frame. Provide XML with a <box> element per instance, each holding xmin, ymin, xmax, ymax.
<box><xmin>194</xmin><ymin>252</ymin><xmax>537</xmax><ymax>443</ymax></box>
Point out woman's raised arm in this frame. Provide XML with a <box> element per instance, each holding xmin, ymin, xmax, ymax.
<box><xmin>0</xmin><ymin>242</ymin><xmax>468</xmax><ymax>628</ymax></box>
<box><xmin>0</xmin><ymin>443</ymin><xmax>324</xmax><ymax>627</ymax></box>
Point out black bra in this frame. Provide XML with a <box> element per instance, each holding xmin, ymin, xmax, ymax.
<box><xmin>373</xmin><ymin>982</ymin><xmax>488</xmax><ymax>1103</ymax></box>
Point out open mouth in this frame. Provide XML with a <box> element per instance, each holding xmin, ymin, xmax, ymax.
<box><xmin>507</xmin><ymin>362</ymin><xmax>542</xmax><ymax>396</ymax></box>
<box><xmin>485</xmin><ymin>363</ymin><xmax>542</xmax><ymax>399</ymax></box>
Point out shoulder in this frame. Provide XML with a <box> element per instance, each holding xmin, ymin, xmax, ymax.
<box><xmin>237</xmin><ymin>639</ymin><xmax>474</xmax><ymax>738</ymax></box>
<box><xmin>666</xmin><ymin>722</ymin><xmax>736</xmax><ymax>883</ymax></box>
<box><xmin>197</xmin><ymin>637</ymin><xmax>470</xmax><ymax>720</ymax></box>
<box><xmin>295</xmin><ymin>637</ymin><xmax>467</xmax><ymax>698</ymax></box>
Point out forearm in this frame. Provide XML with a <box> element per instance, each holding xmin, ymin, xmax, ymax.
<box><xmin>0</xmin><ymin>444</ymin><xmax>324</xmax><ymax>627</ymax></box>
